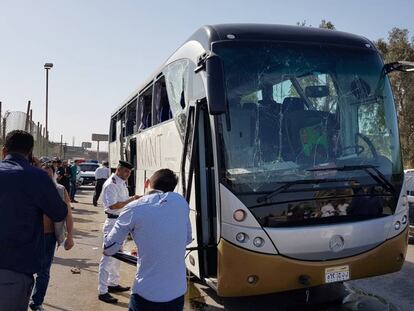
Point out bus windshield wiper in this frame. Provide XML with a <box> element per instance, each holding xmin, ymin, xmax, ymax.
<box><xmin>307</xmin><ymin>164</ymin><xmax>396</xmax><ymax>196</ymax></box>
<box><xmin>256</xmin><ymin>177</ymin><xmax>353</xmax><ymax>204</ymax></box>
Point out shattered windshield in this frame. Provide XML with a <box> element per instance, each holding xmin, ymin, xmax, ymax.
<box><xmin>214</xmin><ymin>41</ymin><xmax>402</xmax><ymax>196</ymax></box>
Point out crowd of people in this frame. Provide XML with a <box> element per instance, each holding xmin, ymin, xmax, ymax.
<box><xmin>0</xmin><ymin>130</ymin><xmax>192</xmax><ymax>311</ymax></box>
<box><xmin>49</xmin><ymin>158</ymin><xmax>80</xmax><ymax>204</ymax></box>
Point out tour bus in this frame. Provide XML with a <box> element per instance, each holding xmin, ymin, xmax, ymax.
<box><xmin>109</xmin><ymin>24</ymin><xmax>414</xmax><ymax>297</ymax></box>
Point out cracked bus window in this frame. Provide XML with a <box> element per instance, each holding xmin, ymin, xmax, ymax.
<box><xmin>213</xmin><ymin>41</ymin><xmax>402</xmax><ymax>208</ymax></box>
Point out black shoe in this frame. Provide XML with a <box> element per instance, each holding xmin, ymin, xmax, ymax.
<box><xmin>29</xmin><ymin>303</ymin><xmax>45</xmax><ymax>311</ymax></box>
<box><xmin>93</xmin><ymin>202</ymin><xmax>97</xmax><ymax>206</ymax></box>
<box><xmin>108</xmin><ymin>285</ymin><xmax>131</xmax><ymax>293</ymax></box>
<box><xmin>98</xmin><ymin>293</ymin><xmax>118</xmax><ymax>304</ymax></box>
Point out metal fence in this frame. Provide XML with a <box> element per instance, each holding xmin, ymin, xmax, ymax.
<box><xmin>0</xmin><ymin>110</ymin><xmax>61</xmax><ymax>158</ymax></box>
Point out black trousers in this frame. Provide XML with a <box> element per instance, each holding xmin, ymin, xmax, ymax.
<box><xmin>129</xmin><ymin>294</ymin><xmax>184</xmax><ymax>311</ymax></box>
<box><xmin>93</xmin><ymin>179</ymin><xmax>106</xmax><ymax>205</ymax></box>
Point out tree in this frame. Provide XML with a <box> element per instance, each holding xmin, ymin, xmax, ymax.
<box><xmin>296</xmin><ymin>19</ymin><xmax>335</xmax><ymax>30</ymax></box>
<box><xmin>375</xmin><ymin>28</ymin><xmax>414</xmax><ymax>167</ymax></box>
<box><xmin>319</xmin><ymin>20</ymin><xmax>336</xmax><ymax>30</ymax></box>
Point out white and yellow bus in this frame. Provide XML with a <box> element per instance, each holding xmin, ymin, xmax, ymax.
<box><xmin>109</xmin><ymin>24</ymin><xmax>414</xmax><ymax>297</ymax></box>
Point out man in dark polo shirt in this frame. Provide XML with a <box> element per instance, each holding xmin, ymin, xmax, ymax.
<box><xmin>0</xmin><ymin>130</ymin><xmax>68</xmax><ymax>311</ymax></box>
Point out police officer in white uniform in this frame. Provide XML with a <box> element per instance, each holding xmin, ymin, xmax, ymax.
<box><xmin>98</xmin><ymin>160</ymin><xmax>139</xmax><ymax>304</ymax></box>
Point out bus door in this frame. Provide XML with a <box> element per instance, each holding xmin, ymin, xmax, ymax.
<box><xmin>182</xmin><ymin>100</ymin><xmax>217</xmax><ymax>280</ymax></box>
<box><xmin>196</xmin><ymin>104</ymin><xmax>217</xmax><ymax>278</ymax></box>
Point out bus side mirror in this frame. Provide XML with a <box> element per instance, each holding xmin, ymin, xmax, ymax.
<box><xmin>384</xmin><ymin>61</ymin><xmax>414</xmax><ymax>74</ymax></box>
<box><xmin>206</xmin><ymin>53</ymin><xmax>227</xmax><ymax>115</ymax></box>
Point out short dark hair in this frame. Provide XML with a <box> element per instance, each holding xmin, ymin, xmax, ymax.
<box><xmin>4</xmin><ymin>130</ymin><xmax>34</xmax><ymax>156</ymax></box>
<box><xmin>149</xmin><ymin>169</ymin><xmax>178</xmax><ymax>192</ymax></box>
<box><xmin>41</xmin><ymin>163</ymin><xmax>55</xmax><ymax>174</ymax></box>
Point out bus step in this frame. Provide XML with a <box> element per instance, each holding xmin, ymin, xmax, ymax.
<box><xmin>204</xmin><ymin>278</ymin><xmax>218</xmax><ymax>291</ymax></box>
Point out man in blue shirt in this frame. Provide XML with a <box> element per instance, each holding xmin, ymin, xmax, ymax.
<box><xmin>104</xmin><ymin>169</ymin><xmax>192</xmax><ymax>311</ymax></box>
<box><xmin>0</xmin><ymin>130</ymin><xmax>68</xmax><ymax>311</ymax></box>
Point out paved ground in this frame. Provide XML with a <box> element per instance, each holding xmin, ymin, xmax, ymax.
<box><xmin>40</xmin><ymin>188</ymin><xmax>414</xmax><ymax>311</ymax></box>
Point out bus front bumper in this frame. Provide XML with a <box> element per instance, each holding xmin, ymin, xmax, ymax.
<box><xmin>217</xmin><ymin>227</ymin><xmax>408</xmax><ymax>297</ymax></box>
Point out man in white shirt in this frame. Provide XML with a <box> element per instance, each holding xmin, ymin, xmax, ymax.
<box><xmin>104</xmin><ymin>169</ymin><xmax>192</xmax><ymax>311</ymax></box>
<box><xmin>93</xmin><ymin>160</ymin><xmax>111</xmax><ymax>206</ymax></box>
<box><xmin>98</xmin><ymin>160</ymin><xmax>140</xmax><ymax>304</ymax></box>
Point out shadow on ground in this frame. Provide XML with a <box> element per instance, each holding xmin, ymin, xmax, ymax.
<box><xmin>54</xmin><ymin>256</ymin><xmax>99</xmax><ymax>274</ymax></box>
<box><xmin>72</xmin><ymin>207</ymin><xmax>99</xmax><ymax>215</ymax></box>
<box><xmin>72</xmin><ymin>228</ymin><xmax>99</xmax><ymax>239</ymax></box>
<box><xmin>184</xmin><ymin>279</ymin><xmax>403</xmax><ymax>311</ymax></box>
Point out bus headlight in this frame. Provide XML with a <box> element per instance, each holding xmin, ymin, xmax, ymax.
<box><xmin>236</xmin><ymin>232</ymin><xmax>248</xmax><ymax>243</ymax></box>
<box><xmin>253</xmin><ymin>237</ymin><xmax>265</xmax><ymax>247</ymax></box>
<box><xmin>395</xmin><ymin>221</ymin><xmax>401</xmax><ymax>230</ymax></box>
<box><xmin>402</xmin><ymin>215</ymin><xmax>408</xmax><ymax>225</ymax></box>
<box><xmin>233</xmin><ymin>209</ymin><xmax>246</xmax><ymax>222</ymax></box>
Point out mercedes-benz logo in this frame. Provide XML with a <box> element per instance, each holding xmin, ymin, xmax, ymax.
<box><xmin>329</xmin><ymin>235</ymin><xmax>345</xmax><ymax>252</ymax></box>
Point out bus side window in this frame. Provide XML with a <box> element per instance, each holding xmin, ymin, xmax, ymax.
<box><xmin>164</xmin><ymin>60</ymin><xmax>189</xmax><ymax>117</ymax></box>
<box><xmin>139</xmin><ymin>86</ymin><xmax>153</xmax><ymax>130</ymax></box>
<box><xmin>126</xmin><ymin>98</ymin><xmax>137</xmax><ymax>136</ymax></box>
<box><xmin>110</xmin><ymin>117</ymin><xmax>117</xmax><ymax>142</ymax></box>
<box><xmin>119</xmin><ymin>110</ymin><xmax>126</xmax><ymax>137</ymax></box>
<box><xmin>153</xmin><ymin>76</ymin><xmax>172</xmax><ymax>125</ymax></box>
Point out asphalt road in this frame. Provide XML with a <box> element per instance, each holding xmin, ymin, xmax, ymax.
<box><xmin>41</xmin><ymin>188</ymin><xmax>414</xmax><ymax>311</ymax></box>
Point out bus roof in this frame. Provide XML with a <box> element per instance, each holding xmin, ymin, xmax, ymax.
<box><xmin>190</xmin><ymin>23</ymin><xmax>372</xmax><ymax>50</ymax></box>
<box><xmin>111</xmin><ymin>23</ymin><xmax>374</xmax><ymax>117</ymax></box>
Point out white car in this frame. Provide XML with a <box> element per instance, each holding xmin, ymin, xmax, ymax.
<box><xmin>404</xmin><ymin>169</ymin><xmax>414</xmax><ymax>237</ymax></box>
<box><xmin>78</xmin><ymin>162</ymin><xmax>99</xmax><ymax>186</ymax></box>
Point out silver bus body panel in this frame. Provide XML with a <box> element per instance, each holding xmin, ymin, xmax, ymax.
<box><xmin>264</xmin><ymin>217</ymin><xmax>393</xmax><ymax>260</ymax></box>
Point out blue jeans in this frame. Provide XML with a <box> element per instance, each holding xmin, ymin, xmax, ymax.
<box><xmin>31</xmin><ymin>233</ymin><xmax>56</xmax><ymax>306</ymax></box>
<box><xmin>70</xmin><ymin>180</ymin><xmax>77</xmax><ymax>201</ymax></box>
<box><xmin>129</xmin><ymin>294</ymin><xmax>184</xmax><ymax>311</ymax></box>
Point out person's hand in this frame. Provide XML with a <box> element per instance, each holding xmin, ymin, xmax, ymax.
<box><xmin>64</xmin><ymin>235</ymin><xmax>74</xmax><ymax>250</ymax></box>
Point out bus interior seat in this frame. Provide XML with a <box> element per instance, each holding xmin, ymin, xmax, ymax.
<box><xmin>145</xmin><ymin>113</ymin><xmax>152</xmax><ymax>128</ymax></box>
<box><xmin>282</xmin><ymin>97</ymin><xmax>337</xmax><ymax>164</ymax></box>
<box><xmin>282</xmin><ymin>97</ymin><xmax>305</xmax><ymax>114</ymax></box>
<box><xmin>159</xmin><ymin>105</ymin><xmax>172</xmax><ymax>122</ymax></box>
<box><xmin>282</xmin><ymin>97</ymin><xmax>306</xmax><ymax>161</ymax></box>
<box><xmin>223</xmin><ymin>102</ymin><xmax>256</xmax><ymax>167</ymax></box>
<box><xmin>139</xmin><ymin>111</ymin><xmax>152</xmax><ymax>130</ymax></box>
<box><xmin>241</xmin><ymin>102</ymin><xmax>258</xmax><ymax>146</ymax></box>
<box><xmin>257</xmin><ymin>100</ymin><xmax>283</xmax><ymax>162</ymax></box>
<box><xmin>126</xmin><ymin>119</ymin><xmax>135</xmax><ymax>135</ymax></box>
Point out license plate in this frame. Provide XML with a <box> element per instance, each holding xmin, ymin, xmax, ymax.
<box><xmin>325</xmin><ymin>265</ymin><xmax>350</xmax><ymax>283</ymax></box>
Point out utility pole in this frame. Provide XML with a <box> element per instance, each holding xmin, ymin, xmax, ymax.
<box><xmin>44</xmin><ymin>63</ymin><xmax>53</xmax><ymax>140</ymax></box>
<box><xmin>25</xmin><ymin>100</ymin><xmax>31</xmax><ymax>131</ymax></box>
<box><xmin>60</xmin><ymin>135</ymin><xmax>63</xmax><ymax>159</ymax></box>
<box><xmin>29</xmin><ymin>109</ymin><xmax>33</xmax><ymax>134</ymax></box>
<box><xmin>97</xmin><ymin>141</ymin><xmax>100</xmax><ymax>162</ymax></box>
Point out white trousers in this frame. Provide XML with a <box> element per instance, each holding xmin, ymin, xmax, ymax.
<box><xmin>98</xmin><ymin>218</ymin><xmax>121</xmax><ymax>294</ymax></box>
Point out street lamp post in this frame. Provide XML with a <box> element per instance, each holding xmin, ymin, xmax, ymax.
<box><xmin>44</xmin><ymin>63</ymin><xmax>53</xmax><ymax>142</ymax></box>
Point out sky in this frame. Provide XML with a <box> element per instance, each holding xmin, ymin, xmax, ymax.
<box><xmin>0</xmin><ymin>0</ymin><xmax>413</xmax><ymax>151</ymax></box>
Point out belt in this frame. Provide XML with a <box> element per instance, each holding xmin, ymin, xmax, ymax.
<box><xmin>105</xmin><ymin>212</ymin><xmax>119</xmax><ymax>219</ymax></box>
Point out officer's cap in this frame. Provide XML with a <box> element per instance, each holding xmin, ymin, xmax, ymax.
<box><xmin>118</xmin><ymin>160</ymin><xmax>133</xmax><ymax>170</ymax></box>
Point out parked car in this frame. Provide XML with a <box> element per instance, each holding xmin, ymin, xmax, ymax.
<box><xmin>404</xmin><ymin>169</ymin><xmax>414</xmax><ymax>237</ymax></box>
<box><xmin>78</xmin><ymin>162</ymin><xmax>99</xmax><ymax>186</ymax></box>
